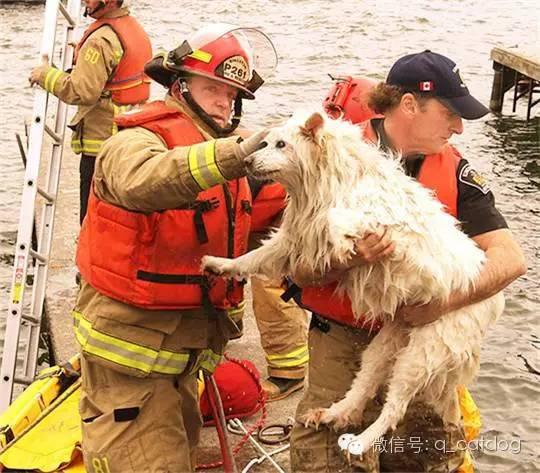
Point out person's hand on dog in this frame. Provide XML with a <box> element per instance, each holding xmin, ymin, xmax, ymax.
<box><xmin>347</xmin><ymin>227</ymin><xmax>395</xmax><ymax>268</ymax></box>
<box><xmin>290</xmin><ymin>228</ymin><xmax>394</xmax><ymax>287</ymax></box>
<box><xmin>398</xmin><ymin>299</ymin><xmax>448</xmax><ymax>326</ymax></box>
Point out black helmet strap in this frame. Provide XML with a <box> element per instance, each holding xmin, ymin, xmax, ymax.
<box><xmin>84</xmin><ymin>1</ymin><xmax>106</xmax><ymax>17</ymax></box>
<box><xmin>177</xmin><ymin>79</ymin><xmax>242</xmax><ymax>137</ymax></box>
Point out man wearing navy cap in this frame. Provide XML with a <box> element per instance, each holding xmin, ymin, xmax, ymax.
<box><xmin>289</xmin><ymin>51</ymin><xmax>526</xmax><ymax>472</ymax></box>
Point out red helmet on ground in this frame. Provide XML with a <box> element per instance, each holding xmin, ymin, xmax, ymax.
<box><xmin>323</xmin><ymin>76</ymin><xmax>377</xmax><ymax>124</ymax></box>
<box><xmin>199</xmin><ymin>357</ymin><xmax>264</xmax><ymax>425</ymax></box>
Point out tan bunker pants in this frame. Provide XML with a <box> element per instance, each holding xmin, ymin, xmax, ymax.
<box><xmin>252</xmin><ymin>276</ymin><xmax>309</xmax><ymax>379</ymax></box>
<box><xmin>80</xmin><ymin>354</ymin><xmax>201</xmax><ymax>473</ymax></box>
<box><xmin>290</xmin><ymin>317</ymin><xmax>466</xmax><ymax>472</ymax></box>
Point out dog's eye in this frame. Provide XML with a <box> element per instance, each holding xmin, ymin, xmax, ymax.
<box><xmin>275</xmin><ymin>140</ymin><xmax>286</xmax><ymax>149</ymax></box>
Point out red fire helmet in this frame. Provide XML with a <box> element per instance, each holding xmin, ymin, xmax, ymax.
<box><xmin>323</xmin><ymin>76</ymin><xmax>378</xmax><ymax>124</ymax></box>
<box><xmin>177</xmin><ymin>24</ymin><xmax>277</xmax><ymax>99</ymax></box>
<box><xmin>199</xmin><ymin>357</ymin><xmax>264</xmax><ymax>425</ymax></box>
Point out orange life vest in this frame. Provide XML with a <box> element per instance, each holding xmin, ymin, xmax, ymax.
<box><xmin>249</xmin><ymin>181</ymin><xmax>287</xmax><ymax>232</ymax></box>
<box><xmin>300</xmin><ymin>121</ymin><xmax>461</xmax><ymax>329</ymax></box>
<box><xmin>75</xmin><ymin>15</ymin><xmax>152</xmax><ymax>105</ymax></box>
<box><xmin>76</xmin><ymin>101</ymin><xmax>252</xmax><ymax>311</ymax></box>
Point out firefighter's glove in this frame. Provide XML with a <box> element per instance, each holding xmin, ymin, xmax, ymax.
<box><xmin>29</xmin><ymin>55</ymin><xmax>50</xmax><ymax>87</ymax></box>
<box><xmin>234</xmin><ymin>129</ymin><xmax>269</xmax><ymax>162</ymax></box>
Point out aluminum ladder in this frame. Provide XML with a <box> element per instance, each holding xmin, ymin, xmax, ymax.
<box><xmin>0</xmin><ymin>0</ymin><xmax>83</xmax><ymax>411</ymax></box>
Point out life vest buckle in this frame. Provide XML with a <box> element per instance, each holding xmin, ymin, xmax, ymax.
<box><xmin>241</xmin><ymin>199</ymin><xmax>252</xmax><ymax>214</ymax></box>
<box><xmin>198</xmin><ymin>197</ymin><xmax>220</xmax><ymax>212</ymax></box>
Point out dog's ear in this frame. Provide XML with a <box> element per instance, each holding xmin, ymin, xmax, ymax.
<box><xmin>300</xmin><ymin>112</ymin><xmax>324</xmax><ymax>141</ymax></box>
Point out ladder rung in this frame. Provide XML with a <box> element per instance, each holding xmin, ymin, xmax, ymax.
<box><xmin>29</xmin><ymin>248</ymin><xmax>48</xmax><ymax>264</ymax></box>
<box><xmin>14</xmin><ymin>375</ymin><xmax>33</xmax><ymax>386</ymax></box>
<box><xmin>0</xmin><ymin>0</ymin><xmax>84</xmax><ymax>414</ymax></box>
<box><xmin>44</xmin><ymin>124</ymin><xmax>62</xmax><ymax>144</ymax></box>
<box><xmin>37</xmin><ymin>185</ymin><xmax>55</xmax><ymax>203</ymax></box>
<box><xmin>58</xmin><ymin>2</ymin><xmax>76</xmax><ymax>27</ymax></box>
<box><xmin>22</xmin><ymin>314</ymin><xmax>40</xmax><ymax>325</ymax></box>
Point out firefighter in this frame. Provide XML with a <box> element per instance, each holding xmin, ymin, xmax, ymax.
<box><xmin>248</xmin><ymin>177</ymin><xmax>309</xmax><ymax>401</ymax></box>
<box><xmin>73</xmin><ymin>24</ymin><xmax>277</xmax><ymax>472</ymax></box>
<box><xmin>29</xmin><ymin>0</ymin><xmax>152</xmax><ymax>224</ymax></box>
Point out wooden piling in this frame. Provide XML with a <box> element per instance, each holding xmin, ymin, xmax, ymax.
<box><xmin>489</xmin><ymin>46</ymin><xmax>540</xmax><ymax>120</ymax></box>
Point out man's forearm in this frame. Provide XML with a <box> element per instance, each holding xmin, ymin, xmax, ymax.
<box><xmin>40</xmin><ymin>66</ymin><xmax>105</xmax><ymax>105</ymax></box>
<box><xmin>445</xmin><ymin>230</ymin><xmax>526</xmax><ymax>313</ymax></box>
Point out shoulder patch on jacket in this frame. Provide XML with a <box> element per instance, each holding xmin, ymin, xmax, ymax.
<box><xmin>458</xmin><ymin>163</ymin><xmax>490</xmax><ymax>194</ymax></box>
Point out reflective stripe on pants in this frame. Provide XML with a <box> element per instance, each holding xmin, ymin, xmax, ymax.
<box><xmin>252</xmin><ymin>276</ymin><xmax>309</xmax><ymax>379</ymax></box>
<box><xmin>73</xmin><ymin>311</ymin><xmax>190</xmax><ymax>376</ymax></box>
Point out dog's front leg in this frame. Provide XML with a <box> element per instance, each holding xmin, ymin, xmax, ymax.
<box><xmin>201</xmin><ymin>232</ymin><xmax>288</xmax><ymax>280</ymax></box>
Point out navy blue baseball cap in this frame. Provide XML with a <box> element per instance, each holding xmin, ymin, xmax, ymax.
<box><xmin>386</xmin><ymin>50</ymin><xmax>489</xmax><ymax>120</ymax></box>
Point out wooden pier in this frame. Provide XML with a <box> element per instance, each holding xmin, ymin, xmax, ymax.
<box><xmin>489</xmin><ymin>46</ymin><xmax>540</xmax><ymax>121</ymax></box>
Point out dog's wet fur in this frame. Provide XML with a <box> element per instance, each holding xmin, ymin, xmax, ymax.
<box><xmin>202</xmin><ymin>111</ymin><xmax>504</xmax><ymax>457</ymax></box>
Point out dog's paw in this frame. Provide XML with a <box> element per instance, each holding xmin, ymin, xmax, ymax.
<box><xmin>331</xmin><ymin>399</ymin><xmax>367</xmax><ymax>428</ymax></box>
<box><xmin>201</xmin><ymin>256</ymin><xmax>235</xmax><ymax>277</ymax></box>
<box><xmin>303</xmin><ymin>408</ymin><xmax>329</xmax><ymax>430</ymax></box>
<box><xmin>303</xmin><ymin>405</ymin><xmax>353</xmax><ymax>430</ymax></box>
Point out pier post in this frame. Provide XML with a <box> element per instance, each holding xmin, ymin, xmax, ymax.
<box><xmin>489</xmin><ymin>62</ymin><xmax>515</xmax><ymax>113</ymax></box>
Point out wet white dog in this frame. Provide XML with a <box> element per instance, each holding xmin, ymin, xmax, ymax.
<box><xmin>202</xmin><ymin>111</ymin><xmax>504</xmax><ymax>458</ymax></box>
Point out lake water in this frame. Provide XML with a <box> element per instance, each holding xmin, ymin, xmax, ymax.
<box><xmin>0</xmin><ymin>1</ymin><xmax>538</xmax><ymax>471</ymax></box>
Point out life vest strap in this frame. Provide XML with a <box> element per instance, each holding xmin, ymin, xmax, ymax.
<box><xmin>281</xmin><ymin>282</ymin><xmax>301</xmax><ymax>302</ymax></box>
<box><xmin>135</xmin><ymin>272</ymin><xmax>220</xmax><ymax>316</ymax></box>
<box><xmin>177</xmin><ymin>198</ymin><xmax>221</xmax><ymax>244</ymax></box>
<box><xmin>310</xmin><ymin>313</ymin><xmax>331</xmax><ymax>333</ymax></box>
<box><xmin>200</xmin><ymin>278</ymin><xmax>220</xmax><ymax>317</ymax></box>
<box><xmin>194</xmin><ymin>198</ymin><xmax>220</xmax><ymax>244</ymax></box>
<box><xmin>136</xmin><ymin>272</ymin><xmax>208</xmax><ymax>284</ymax></box>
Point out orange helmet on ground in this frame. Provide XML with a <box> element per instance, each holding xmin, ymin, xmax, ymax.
<box><xmin>323</xmin><ymin>76</ymin><xmax>377</xmax><ymax>124</ymax></box>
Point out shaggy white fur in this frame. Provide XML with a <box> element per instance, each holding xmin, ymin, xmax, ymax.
<box><xmin>202</xmin><ymin>111</ymin><xmax>505</xmax><ymax>458</ymax></box>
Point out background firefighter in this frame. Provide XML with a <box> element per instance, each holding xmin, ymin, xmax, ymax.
<box><xmin>72</xmin><ymin>24</ymin><xmax>277</xmax><ymax>472</ymax></box>
<box><xmin>28</xmin><ymin>0</ymin><xmax>152</xmax><ymax>225</ymax></box>
<box><xmin>248</xmin><ymin>177</ymin><xmax>309</xmax><ymax>402</ymax></box>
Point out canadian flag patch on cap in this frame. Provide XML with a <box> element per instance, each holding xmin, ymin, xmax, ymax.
<box><xmin>419</xmin><ymin>81</ymin><xmax>434</xmax><ymax>91</ymax></box>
